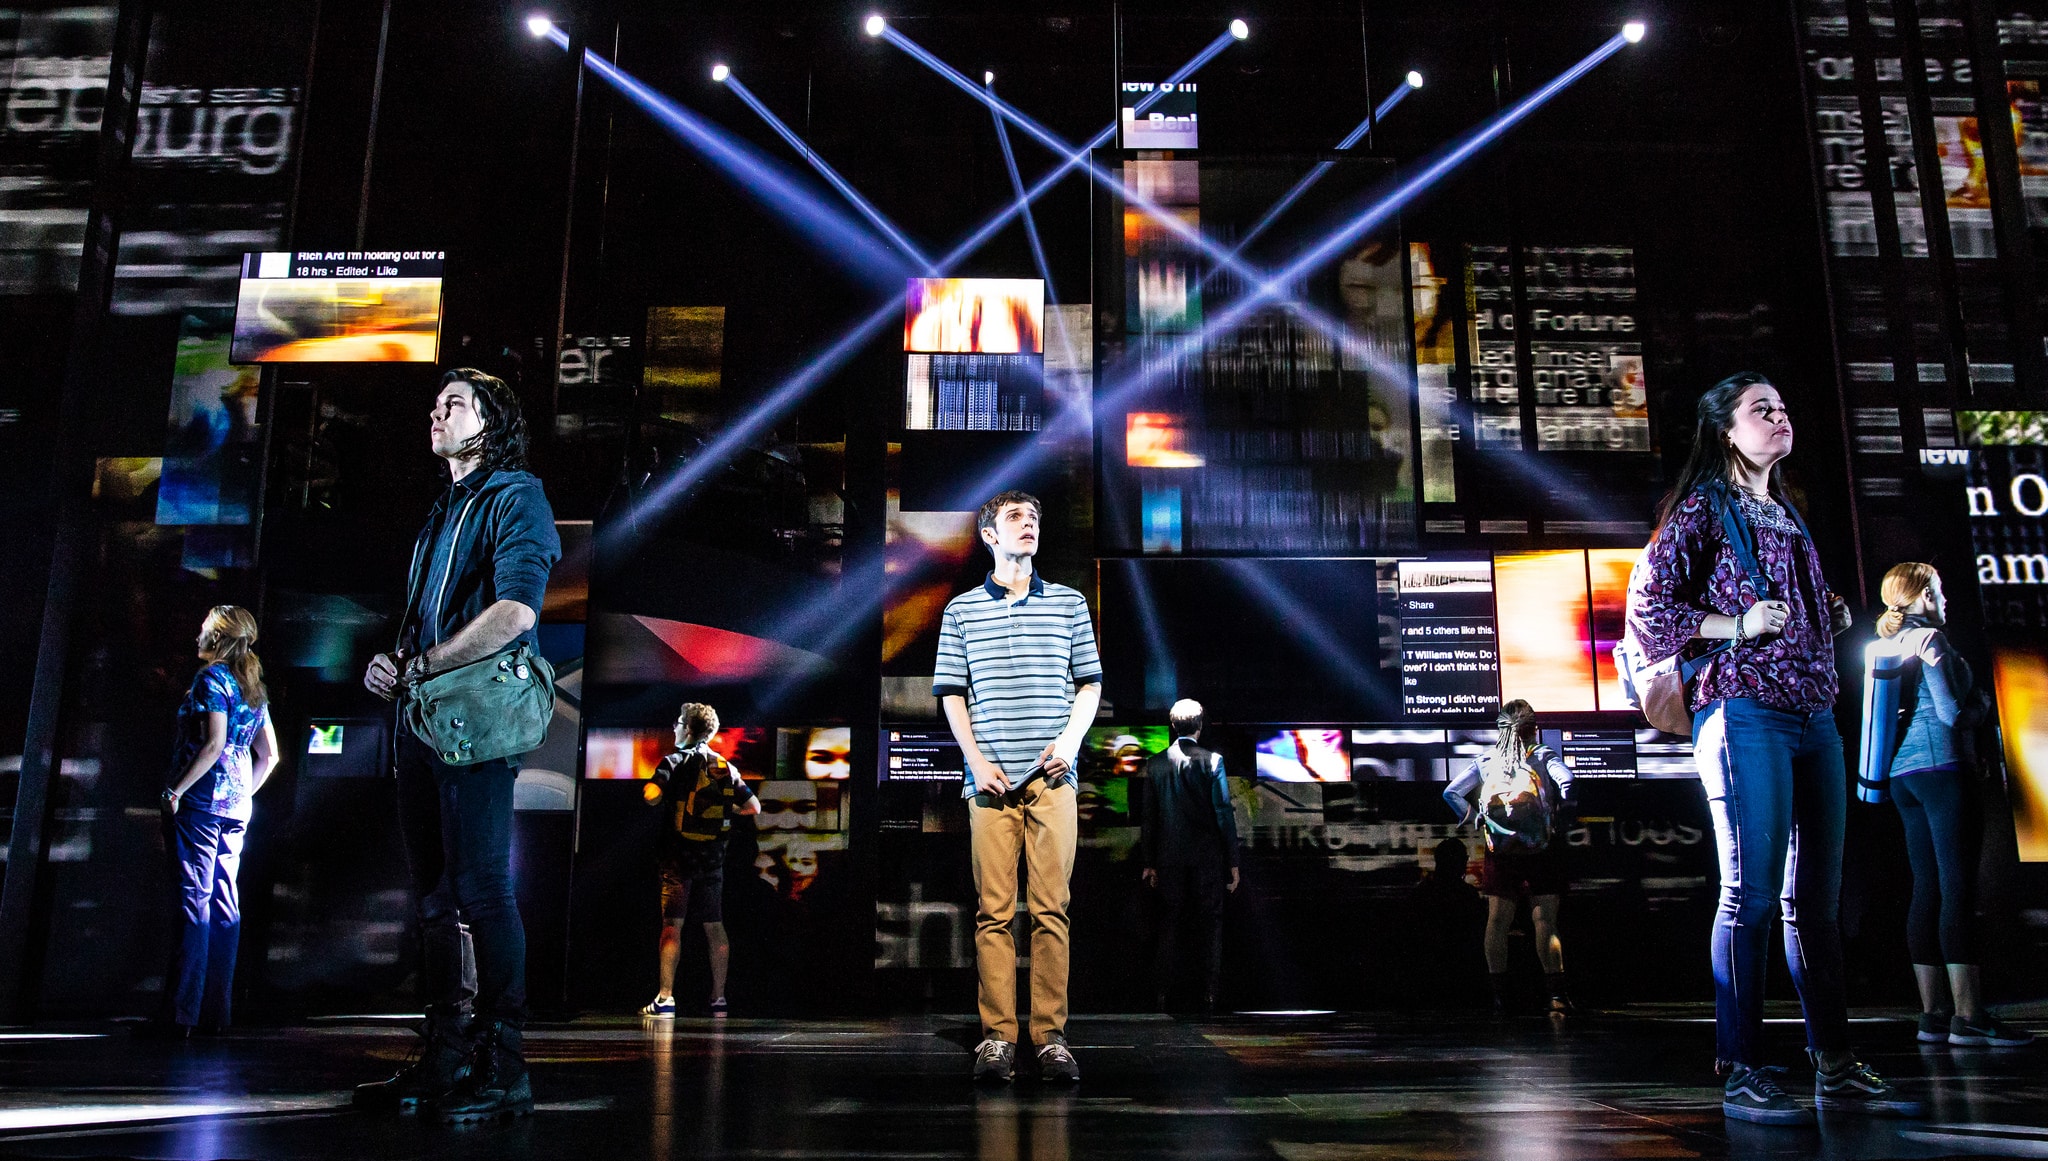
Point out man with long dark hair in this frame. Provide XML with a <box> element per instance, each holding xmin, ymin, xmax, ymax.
<box><xmin>356</xmin><ymin>368</ymin><xmax>560</xmax><ymax>1123</ymax></box>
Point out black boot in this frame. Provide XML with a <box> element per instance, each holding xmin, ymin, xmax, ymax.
<box><xmin>432</xmin><ymin>1019</ymin><xmax>534</xmax><ymax>1124</ymax></box>
<box><xmin>353</xmin><ymin>1006</ymin><xmax>472</xmax><ymax>1112</ymax></box>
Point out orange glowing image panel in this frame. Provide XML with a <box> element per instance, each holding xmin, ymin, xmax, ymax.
<box><xmin>903</xmin><ymin>278</ymin><xmax>1044</xmax><ymax>354</ymax></box>
<box><xmin>1588</xmin><ymin>548</ymin><xmax>1639</xmax><ymax>711</ymax></box>
<box><xmin>1125</xmin><ymin>413</ymin><xmax>1205</xmax><ymax>468</ymax></box>
<box><xmin>1993</xmin><ymin>647</ymin><xmax>2048</xmax><ymax>861</ymax></box>
<box><xmin>1493</xmin><ymin>551</ymin><xmax>1596</xmax><ymax>713</ymax></box>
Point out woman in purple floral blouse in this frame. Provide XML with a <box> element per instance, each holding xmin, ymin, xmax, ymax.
<box><xmin>1629</xmin><ymin>373</ymin><xmax>1920</xmax><ymax>1126</ymax></box>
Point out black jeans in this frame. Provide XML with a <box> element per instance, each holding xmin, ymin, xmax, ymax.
<box><xmin>396</xmin><ymin>731</ymin><xmax>525</xmax><ymax>1027</ymax></box>
<box><xmin>1891</xmin><ymin>766</ymin><xmax>1980</xmax><ymax>965</ymax></box>
<box><xmin>1153</xmin><ymin>860</ymin><xmax>1228</xmax><ymax>1003</ymax></box>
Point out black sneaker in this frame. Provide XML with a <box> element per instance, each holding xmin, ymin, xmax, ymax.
<box><xmin>971</xmin><ymin>1037</ymin><xmax>1015</xmax><ymax>1084</ymax></box>
<box><xmin>1812</xmin><ymin>1053</ymin><xmax>1924</xmax><ymax>1118</ymax></box>
<box><xmin>1950</xmin><ymin>1015</ymin><xmax>2035</xmax><ymax>1048</ymax></box>
<box><xmin>1036</xmin><ymin>1034</ymin><xmax>1080</xmax><ymax>1084</ymax></box>
<box><xmin>1722</xmin><ymin>1064</ymin><xmax>1812</xmax><ymax>1126</ymax></box>
<box><xmin>710</xmin><ymin>997</ymin><xmax>728</xmax><ymax>1020</ymax></box>
<box><xmin>1917</xmin><ymin>1011</ymin><xmax>1953</xmax><ymax>1043</ymax></box>
<box><xmin>432</xmin><ymin>1020</ymin><xmax>535</xmax><ymax>1124</ymax></box>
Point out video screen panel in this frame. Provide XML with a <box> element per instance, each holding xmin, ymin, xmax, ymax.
<box><xmin>880</xmin><ymin>728</ymin><xmax>967</xmax><ymax>784</ymax></box>
<box><xmin>905</xmin><ymin>353</ymin><xmax>1043</xmax><ymax>431</ymax></box>
<box><xmin>1588</xmin><ymin>548</ymin><xmax>1637</xmax><ymax>711</ymax></box>
<box><xmin>1539</xmin><ymin>728</ymin><xmax>1638</xmax><ymax>778</ymax></box>
<box><xmin>780</xmin><ymin>726</ymin><xmax>851</xmax><ymax>781</ymax></box>
<box><xmin>302</xmin><ymin>717</ymin><xmax>387</xmax><ymax>778</ymax></box>
<box><xmin>1350</xmin><ymin>727</ymin><xmax>1450</xmax><ymax>782</ymax></box>
<box><xmin>904</xmin><ymin>278</ymin><xmax>1044</xmax><ymax>354</ymax></box>
<box><xmin>1082</xmin><ymin>726</ymin><xmax>1169</xmax><ymax>779</ymax></box>
<box><xmin>1397</xmin><ymin>559</ymin><xmax>1499</xmax><ymax>719</ymax></box>
<box><xmin>1634</xmin><ymin>728</ymin><xmax>1697</xmax><ymax>778</ymax></box>
<box><xmin>1495</xmin><ymin>551</ymin><xmax>1597</xmax><ymax>712</ymax></box>
<box><xmin>230</xmin><ymin>250</ymin><xmax>444</xmax><ymax>363</ymax></box>
<box><xmin>582</xmin><ymin>726</ymin><xmax>773</xmax><ymax>780</ymax></box>
<box><xmin>1994</xmin><ymin>648</ymin><xmax>2048</xmax><ymax>861</ymax></box>
<box><xmin>1119</xmin><ymin>78</ymin><xmax>1198</xmax><ymax>149</ymax></box>
<box><xmin>1254</xmin><ymin>728</ymin><xmax>1350</xmax><ymax>782</ymax></box>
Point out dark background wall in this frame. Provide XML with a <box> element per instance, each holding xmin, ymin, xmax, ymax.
<box><xmin>0</xmin><ymin>0</ymin><xmax>2040</xmax><ymax>1022</ymax></box>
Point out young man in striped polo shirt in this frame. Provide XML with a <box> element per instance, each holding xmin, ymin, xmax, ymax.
<box><xmin>934</xmin><ymin>490</ymin><xmax>1102</xmax><ymax>1084</ymax></box>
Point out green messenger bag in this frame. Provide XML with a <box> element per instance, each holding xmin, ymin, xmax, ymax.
<box><xmin>403</xmin><ymin>642</ymin><xmax>556</xmax><ymax>766</ymax></box>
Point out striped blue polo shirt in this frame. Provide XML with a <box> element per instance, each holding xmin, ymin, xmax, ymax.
<box><xmin>933</xmin><ymin>571</ymin><xmax>1103</xmax><ymax>798</ymax></box>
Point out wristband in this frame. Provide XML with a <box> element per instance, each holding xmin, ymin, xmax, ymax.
<box><xmin>1734</xmin><ymin>610</ymin><xmax>1747</xmax><ymax>647</ymax></box>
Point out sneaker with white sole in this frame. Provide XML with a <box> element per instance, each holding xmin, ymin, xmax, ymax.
<box><xmin>1812</xmin><ymin>1053</ymin><xmax>1925</xmax><ymax>1118</ymax></box>
<box><xmin>640</xmin><ymin>996</ymin><xmax>675</xmax><ymax>1018</ymax></box>
<box><xmin>1917</xmin><ymin>1011</ymin><xmax>1952</xmax><ymax>1043</ymax></box>
<box><xmin>1950</xmin><ymin>1015</ymin><xmax>2035</xmax><ymax>1047</ymax></box>
<box><xmin>1722</xmin><ymin>1064</ymin><xmax>1813</xmax><ymax>1126</ymax></box>
<box><xmin>971</xmin><ymin>1037</ymin><xmax>1015</xmax><ymax>1084</ymax></box>
<box><xmin>1036</xmin><ymin>1034</ymin><xmax>1080</xmax><ymax>1084</ymax></box>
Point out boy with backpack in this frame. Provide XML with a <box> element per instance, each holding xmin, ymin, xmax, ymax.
<box><xmin>641</xmin><ymin>702</ymin><xmax>758</xmax><ymax>1019</ymax></box>
<box><xmin>1444</xmin><ymin>699</ymin><xmax>1574</xmax><ymax>1015</ymax></box>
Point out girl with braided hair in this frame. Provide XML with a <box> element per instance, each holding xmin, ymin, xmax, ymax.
<box><xmin>1443</xmin><ymin>699</ymin><xmax>1574</xmax><ymax>1015</ymax></box>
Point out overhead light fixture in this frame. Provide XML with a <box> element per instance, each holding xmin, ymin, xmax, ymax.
<box><xmin>1622</xmin><ymin>20</ymin><xmax>1646</xmax><ymax>43</ymax></box>
<box><xmin>1407</xmin><ymin>70</ymin><xmax>1424</xmax><ymax>88</ymax></box>
<box><xmin>1230</xmin><ymin>18</ymin><xmax>1250</xmax><ymax>40</ymax></box>
<box><xmin>865</xmin><ymin>14</ymin><xmax>886</xmax><ymax>36</ymax></box>
<box><xmin>711</xmin><ymin>63</ymin><xmax>730</xmax><ymax>82</ymax></box>
<box><xmin>526</xmin><ymin>15</ymin><xmax>552</xmax><ymax>37</ymax></box>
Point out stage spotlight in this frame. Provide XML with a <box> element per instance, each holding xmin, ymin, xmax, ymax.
<box><xmin>560</xmin><ymin>47</ymin><xmax>912</xmax><ymax>288</ymax></box>
<box><xmin>596</xmin><ymin>32</ymin><xmax>1233</xmax><ymax>553</ymax></box>
<box><xmin>711</xmin><ymin>63</ymin><xmax>730</xmax><ymax>82</ymax></box>
<box><xmin>950</xmin><ymin>29</ymin><xmax>1635</xmax><ymax>514</ymax></box>
<box><xmin>865</xmin><ymin>14</ymin><xmax>886</xmax><ymax>36</ymax></box>
<box><xmin>724</xmin><ymin>73</ymin><xmax>933</xmax><ymax>270</ymax></box>
<box><xmin>1407</xmin><ymin>69</ymin><xmax>1424</xmax><ymax>88</ymax></box>
<box><xmin>526</xmin><ymin>15</ymin><xmax>552</xmax><ymax>37</ymax></box>
<box><xmin>1230</xmin><ymin>18</ymin><xmax>1249</xmax><ymax>39</ymax></box>
<box><xmin>984</xmin><ymin>70</ymin><xmax>995</xmax><ymax>84</ymax></box>
<box><xmin>1623</xmin><ymin>20</ymin><xmax>1646</xmax><ymax>42</ymax></box>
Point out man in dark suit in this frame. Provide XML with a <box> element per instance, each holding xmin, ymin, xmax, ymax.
<box><xmin>1140</xmin><ymin>699</ymin><xmax>1240</xmax><ymax>1012</ymax></box>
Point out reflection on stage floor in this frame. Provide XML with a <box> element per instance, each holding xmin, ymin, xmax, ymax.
<box><xmin>0</xmin><ymin>1005</ymin><xmax>2041</xmax><ymax>1159</ymax></box>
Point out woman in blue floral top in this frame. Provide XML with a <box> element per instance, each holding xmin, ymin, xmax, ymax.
<box><xmin>1629</xmin><ymin>373</ymin><xmax>1918</xmax><ymax>1126</ymax></box>
<box><xmin>156</xmin><ymin>605</ymin><xmax>277</xmax><ymax>1036</ymax></box>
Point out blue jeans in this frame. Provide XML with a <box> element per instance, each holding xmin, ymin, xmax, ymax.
<box><xmin>1694</xmin><ymin>698</ymin><xmax>1850</xmax><ymax>1067</ymax></box>
<box><xmin>396</xmin><ymin>732</ymin><xmax>525</xmax><ymax>1026</ymax></box>
<box><xmin>165</xmin><ymin>807</ymin><xmax>245</xmax><ymax>1027</ymax></box>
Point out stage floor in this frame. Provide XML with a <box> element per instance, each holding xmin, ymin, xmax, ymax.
<box><xmin>0</xmin><ymin>1005</ymin><xmax>2042</xmax><ymax>1159</ymax></box>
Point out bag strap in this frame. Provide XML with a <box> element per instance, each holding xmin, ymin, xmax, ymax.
<box><xmin>1710</xmin><ymin>482</ymin><xmax>1772</xmax><ymax>602</ymax></box>
<box><xmin>1674</xmin><ymin>484</ymin><xmax>1773</xmax><ymax>685</ymax></box>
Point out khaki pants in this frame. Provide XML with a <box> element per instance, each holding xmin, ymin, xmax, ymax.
<box><xmin>968</xmin><ymin>779</ymin><xmax>1078</xmax><ymax>1044</ymax></box>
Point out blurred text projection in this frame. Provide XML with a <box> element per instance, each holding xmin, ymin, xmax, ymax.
<box><xmin>231</xmin><ymin>250</ymin><xmax>445</xmax><ymax>364</ymax></box>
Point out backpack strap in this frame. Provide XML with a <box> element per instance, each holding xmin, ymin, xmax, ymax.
<box><xmin>1673</xmin><ymin>484</ymin><xmax>1773</xmax><ymax>686</ymax></box>
<box><xmin>1709</xmin><ymin>481</ymin><xmax>1772</xmax><ymax>602</ymax></box>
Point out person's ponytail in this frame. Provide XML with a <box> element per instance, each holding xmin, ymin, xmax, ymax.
<box><xmin>202</xmin><ymin>605</ymin><xmax>268</xmax><ymax>710</ymax></box>
<box><xmin>1876</xmin><ymin>563</ymin><xmax>1937</xmax><ymax>640</ymax></box>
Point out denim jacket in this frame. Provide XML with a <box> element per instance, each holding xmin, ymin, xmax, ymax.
<box><xmin>399</xmin><ymin>467</ymin><xmax>560</xmax><ymax>657</ymax></box>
